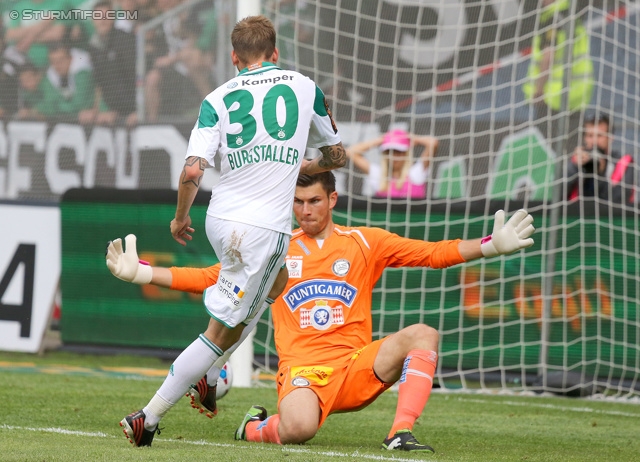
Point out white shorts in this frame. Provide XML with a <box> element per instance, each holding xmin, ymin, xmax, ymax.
<box><xmin>204</xmin><ymin>216</ymin><xmax>289</xmax><ymax>328</ymax></box>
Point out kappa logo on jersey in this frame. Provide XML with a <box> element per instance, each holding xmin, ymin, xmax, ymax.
<box><xmin>286</xmin><ymin>257</ymin><xmax>302</xmax><ymax>278</ymax></box>
<box><xmin>299</xmin><ymin>301</ymin><xmax>344</xmax><ymax>330</ymax></box>
<box><xmin>283</xmin><ymin>279</ymin><xmax>357</xmax><ymax>312</ymax></box>
<box><xmin>332</xmin><ymin>259</ymin><xmax>350</xmax><ymax>277</ymax></box>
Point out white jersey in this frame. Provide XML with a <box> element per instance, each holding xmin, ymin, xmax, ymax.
<box><xmin>186</xmin><ymin>62</ymin><xmax>341</xmax><ymax>234</ymax></box>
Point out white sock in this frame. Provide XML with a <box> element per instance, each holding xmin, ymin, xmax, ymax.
<box><xmin>144</xmin><ymin>335</ymin><xmax>222</xmax><ymax>427</ymax></box>
<box><xmin>207</xmin><ymin>346</ymin><xmax>233</xmax><ymax>384</ymax></box>
<box><xmin>143</xmin><ymin>394</ymin><xmax>171</xmax><ymax>430</ymax></box>
<box><xmin>206</xmin><ymin>364</ymin><xmax>222</xmax><ymax>385</ymax></box>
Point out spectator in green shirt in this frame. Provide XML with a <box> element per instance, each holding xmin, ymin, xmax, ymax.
<box><xmin>20</xmin><ymin>42</ymin><xmax>94</xmax><ymax>121</ymax></box>
<box><xmin>16</xmin><ymin>62</ymin><xmax>46</xmax><ymax>119</ymax></box>
<box><xmin>2</xmin><ymin>0</ymin><xmax>74</xmax><ymax>68</ymax></box>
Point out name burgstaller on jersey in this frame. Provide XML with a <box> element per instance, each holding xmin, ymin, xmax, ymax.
<box><xmin>228</xmin><ymin>145</ymin><xmax>300</xmax><ymax>170</ymax></box>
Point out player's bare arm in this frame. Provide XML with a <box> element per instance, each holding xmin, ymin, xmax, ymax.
<box><xmin>301</xmin><ymin>142</ymin><xmax>347</xmax><ymax>175</ymax></box>
<box><xmin>180</xmin><ymin>156</ymin><xmax>207</xmax><ymax>188</ymax></box>
<box><xmin>318</xmin><ymin>143</ymin><xmax>347</xmax><ymax>169</ymax></box>
<box><xmin>171</xmin><ymin>156</ymin><xmax>209</xmax><ymax>246</ymax></box>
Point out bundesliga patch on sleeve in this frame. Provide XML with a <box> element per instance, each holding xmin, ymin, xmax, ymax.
<box><xmin>286</xmin><ymin>257</ymin><xmax>303</xmax><ymax>278</ymax></box>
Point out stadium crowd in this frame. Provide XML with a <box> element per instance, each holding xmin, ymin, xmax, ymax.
<box><xmin>0</xmin><ymin>0</ymin><xmax>218</xmax><ymax>124</ymax></box>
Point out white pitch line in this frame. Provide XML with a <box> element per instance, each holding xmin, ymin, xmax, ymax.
<box><xmin>0</xmin><ymin>424</ymin><xmax>431</xmax><ymax>462</ymax></box>
<box><xmin>454</xmin><ymin>397</ymin><xmax>640</xmax><ymax>418</ymax></box>
<box><xmin>0</xmin><ymin>424</ymin><xmax>112</xmax><ymax>437</ymax></box>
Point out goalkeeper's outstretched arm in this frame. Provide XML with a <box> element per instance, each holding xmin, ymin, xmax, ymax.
<box><xmin>105</xmin><ymin>234</ymin><xmax>288</xmax><ymax>299</ymax></box>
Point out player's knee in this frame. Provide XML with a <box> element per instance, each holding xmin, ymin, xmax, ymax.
<box><xmin>418</xmin><ymin>323</ymin><xmax>439</xmax><ymax>342</ymax></box>
<box><xmin>278</xmin><ymin>415</ymin><xmax>318</xmax><ymax>444</ymax></box>
<box><xmin>402</xmin><ymin>323</ymin><xmax>439</xmax><ymax>350</ymax></box>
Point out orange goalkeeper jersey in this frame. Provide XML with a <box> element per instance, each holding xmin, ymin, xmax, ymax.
<box><xmin>170</xmin><ymin>225</ymin><xmax>465</xmax><ymax>368</ymax></box>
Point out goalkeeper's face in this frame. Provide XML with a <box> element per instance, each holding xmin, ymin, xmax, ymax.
<box><xmin>293</xmin><ymin>183</ymin><xmax>338</xmax><ymax>238</ymax></box>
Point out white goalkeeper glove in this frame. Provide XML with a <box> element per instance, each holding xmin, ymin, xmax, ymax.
<box><xmin>480</xmin><ymin>209</ymin><xmax>535</xmax><ymax>258</ymax></box>
<box><xmin>105</xmin><ymin>234</ymin><xmax>153</xmax><ymax>284</ymax></box>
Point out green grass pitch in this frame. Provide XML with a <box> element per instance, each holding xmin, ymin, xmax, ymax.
<box><xmin>0</xmin><ymin>350</ymin><xmax>639</xmax><ymax>461</ymax></box>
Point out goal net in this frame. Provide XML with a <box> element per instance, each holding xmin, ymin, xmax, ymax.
<box><xmin>252</xmin><ymin>0</ymin><xmax>640</xmax><ymax>397</ymax></box>
<box><xmin>17</xmin><ymin>0</ymin><xmax>638</xmax><ymax>399</ymax></box>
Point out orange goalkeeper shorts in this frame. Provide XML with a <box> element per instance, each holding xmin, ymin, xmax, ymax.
<box><xmin>276</xmin><ymin>338</ymin><xmax>393</xmax><ymax>428</ymax></box>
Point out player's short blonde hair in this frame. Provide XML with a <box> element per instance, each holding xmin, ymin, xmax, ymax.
<box><xmin>231</xmin><ymin>15</ymin><xmax>277</xmax><ymax>64</ymax></box>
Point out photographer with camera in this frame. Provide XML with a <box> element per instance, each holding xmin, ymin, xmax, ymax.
<box><xmin>565</xmin><ymin>114</ymin><xmax>636</xmax><ymax>205</ymax></box>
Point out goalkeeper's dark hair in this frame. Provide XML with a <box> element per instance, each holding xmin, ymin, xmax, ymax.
<box><xmin>297</xmin><ymin>172</ymin><xmax>336</xmax><ymax>195</ymax></box>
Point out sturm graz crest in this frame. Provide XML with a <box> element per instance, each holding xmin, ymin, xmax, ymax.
<box><xmin>332</xmin><ymin>259</ymin><xmax>350</xmax><ymax>277</ymax></box>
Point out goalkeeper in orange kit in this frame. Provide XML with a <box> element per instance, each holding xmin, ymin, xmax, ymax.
<box><xmin>106</xmin><ymin>172</ymin><xmax>535</xmax><ymax>453</ymax></box>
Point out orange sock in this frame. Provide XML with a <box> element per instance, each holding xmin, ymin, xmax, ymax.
<box><xmin>244</xmin><ymin>414</ymin><xmax>282</xmax><ymax>444</ymax></box>
<box><xmin>388</xmin><ymin>349</ymin><xmax>437</xmax><ymax>438</ymax></box>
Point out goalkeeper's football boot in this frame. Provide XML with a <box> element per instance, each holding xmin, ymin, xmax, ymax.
<box><xmin>381</xmin><ymin>429</ymin><xmax>435</xmax><ymax>453</ymax></box>
<box><xmin>234</xmin><ymin>405</ymin><xmax>267</xmax><ymax>440</ymax></box>
<box><xmin>119</xmin><ymin>409</ymin><xmax>160</xmax><ymax>447</ymax></box>
<box><xmin>187</xmin><ymin>375</ymin><xmax>218</xmax><ymax>418</ymax></box>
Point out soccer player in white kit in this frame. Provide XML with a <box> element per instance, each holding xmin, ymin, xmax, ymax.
<box><xmin>119</xmin><ymin>15</ymin><xmax>346</xmax><ymax>447</ymax></box>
